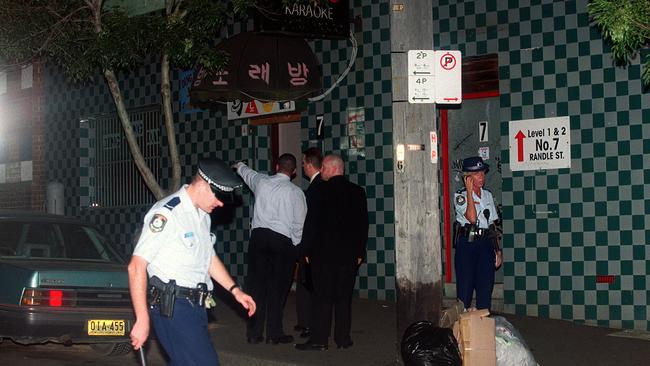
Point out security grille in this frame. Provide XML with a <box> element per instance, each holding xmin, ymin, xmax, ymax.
<box><xmin>91</xmin><ymin>108</ymin><xmax>161</xmax><ymax>208</ymax></box>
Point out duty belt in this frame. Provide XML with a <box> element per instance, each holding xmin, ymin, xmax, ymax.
<box><xmin>458</xmin><ymin>225</ymin><xmax>487</xmax><ymax>239</ymax></box>
<box><xmin>148</xmin><ymin>276</ymin><xmax>209</xmax><ymax>317</ymax></box>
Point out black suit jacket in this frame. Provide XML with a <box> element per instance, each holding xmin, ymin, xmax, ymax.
<box><xmin>302</xmin><ymin>175</ymin><xmax>369</xmax><ymax>265</ymax></box>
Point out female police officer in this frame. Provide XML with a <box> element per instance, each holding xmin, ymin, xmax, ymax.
<box><xmin>128</xmin><ymin>158</ymin><xmax>256</xmax><ymax>365</ymax></box>
<box><xmin>454</xmin><ymin>156</ymin><xmax>503</xmax><ymax>310</ymax></box>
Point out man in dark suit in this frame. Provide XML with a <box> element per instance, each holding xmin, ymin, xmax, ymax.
<box><xmin>294</xmin><ymin>147</ymin><xmax>323</xmax><ymax>338</ymax></box>
<box><xmin>295</xmin><ymin>154</ymin><xmax>369</xmax><ymax>351</ymax></box>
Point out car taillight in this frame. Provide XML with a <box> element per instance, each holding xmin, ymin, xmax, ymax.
<box><xmin>49</xmin><ymin>290</ymin><xmax>63</xmax><ymax>307</ymax></box>
<box><xmin>21</xmin><ymin>288</ymin><xmax>74</xmax><ymax>307</ymax></box>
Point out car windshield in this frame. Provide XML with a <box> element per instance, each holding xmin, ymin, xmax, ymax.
<box><xmin>0</xmin><ymin>220</ymin><xmax>124</xmax><ymax>263</ymax></box>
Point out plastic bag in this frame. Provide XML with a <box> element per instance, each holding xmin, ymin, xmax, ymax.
<box><xmin>493</xmin><ymin>316</ymin><xmax>539</xmax><ymax>366</ymax></box>
<box><xmin>401</xmin><ymin>321</ymin><xmax>461</xmax><ymax>366</ymax></box>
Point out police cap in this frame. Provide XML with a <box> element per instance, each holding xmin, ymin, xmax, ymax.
<box><xmin>462</xmin><ymin>156</ymin><xmax>489</xmax><ymax>173</ymax></box>
<box><xmin>197</xmin><ymin>158</ymin><xmax>242</xmax><ymax>202</ymax></box>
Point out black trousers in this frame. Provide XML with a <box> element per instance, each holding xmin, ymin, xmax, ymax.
<box><xmin>309</xmin><ymin>260</ymin><xmax>358</xmax><ymax>346</ymax></box>
<box><xmin>245</xmin><ymin>228</ymin><xmax>297</xmax><ymax>339</ymax></box>
<box><xmin>295</xmin><ymin>256</ymin><xmax>312</xmax><ymax>328</ymax></box>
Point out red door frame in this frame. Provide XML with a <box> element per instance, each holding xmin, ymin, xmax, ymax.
<box><xmin>442</xmin><ymin>90</ymin><xmax>499</xmax><ymax>283</ymax></box>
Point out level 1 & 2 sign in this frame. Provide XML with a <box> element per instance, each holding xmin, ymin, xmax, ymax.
<box><xmin>508</xmin><ymin>116</ymin><xmax>571</xmax><ymax>171</ymax></box>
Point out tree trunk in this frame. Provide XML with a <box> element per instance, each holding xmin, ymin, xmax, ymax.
<box><xmin>161</xmin><ymin>52</ymin><xmax>181</xmax><ymax>193</ymax></box>
<box><xmin>103</xmin><ymin>69</ymin><xmax>165</xmax><ymax>200</ymax></box>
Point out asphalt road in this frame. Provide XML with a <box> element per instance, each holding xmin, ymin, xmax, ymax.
<box><xmin>0</xmin><ymin>341</ymin><xmax>165</xmax><ymax>366</ymax></box>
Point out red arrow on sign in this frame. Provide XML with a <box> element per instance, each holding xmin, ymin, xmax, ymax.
<box><xmin>443</xmin><ymin>97</ymin><xmax>459</xmax><ymax>101</ymax></box>
<box><xmin>515</xmin><ymin>130</ymin><xmax>526</xmax><ymax>162</ymax></box>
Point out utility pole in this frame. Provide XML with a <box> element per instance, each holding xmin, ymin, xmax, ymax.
<box><xmin>390</xmin><ymin>0</ymin><xmax>442</xmax><ymax>348</ymax></box>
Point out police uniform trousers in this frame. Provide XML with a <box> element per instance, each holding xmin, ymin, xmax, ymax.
<box><xmin>150</xmin><ymin>298</ymin><xmax>219</xmax><ymax>366</ymax></box>
<box><xmin>454</xmin><ymin>234</ymin><xmax>496</xmax><ymax>310</ymax></box>
<box><xmin>245</xmin><ymin>228</ymin><xmax>297</xmax><ymax>339</ymax></box>
<box><xmin>309</xmin><ymin>260</ymin><xmax>358</xmax><ymax>346</ymax></box>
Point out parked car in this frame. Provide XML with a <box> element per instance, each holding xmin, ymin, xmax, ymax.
<box><xmin>0</xmin><ymin>210</ymin><xmax>134</xmax><ymax>356</ymax></box>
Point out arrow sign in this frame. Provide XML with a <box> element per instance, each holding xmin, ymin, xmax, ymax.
<box><xmin>515</xmin><ymin>130</ymin><xmax>526</xmax><ymax>162</ymax></box>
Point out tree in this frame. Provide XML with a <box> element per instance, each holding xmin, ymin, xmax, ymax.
<box><xmin>0</xmin><ymin>0</ymin><xmax>251</xmax><ymax>199</ymax></box>
<box><xmin>589</xmin><ymin>0</ymin><xmax>650</xmax><ymax>86</ymax></box>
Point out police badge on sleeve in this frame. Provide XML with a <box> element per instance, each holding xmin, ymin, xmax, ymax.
<box><xmin>149</xmin><ymin>214</ymin><xmax>167</xmax><ymax>232</ymax></box>
<box><xmin>455</xmin><ymin>194</ymin><xmax>466</xmax><ymax>206</ymax></box>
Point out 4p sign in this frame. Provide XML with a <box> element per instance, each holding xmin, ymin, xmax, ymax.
<box><xmin>508</xmin><ymin>116</ymin><xmax>571</xmax><ymax>171</ymax></box>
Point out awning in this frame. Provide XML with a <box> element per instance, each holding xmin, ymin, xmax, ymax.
<box><xmin>190</xmin><ymin>32</ymin><xmax>322</xmax><ymax>106</ymax></box>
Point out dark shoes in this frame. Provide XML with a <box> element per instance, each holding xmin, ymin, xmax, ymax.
<box><xmin>266</xmin><ymin>334</ymin><xmax>294</xmax><ymax>344</ymax></box>
<box><xmin>336</xmin><ymin>341</ymin><xmax>353</xmax><ymax>349</ymax></box>
<box><xmin>247</xmin><ymin>336</ymin><xmax>264</xmax><ymax>344</ymax></box>
<box><xmin>295</xmin><ymin>341</ymin><xmax>328</xmax><ymax>351</ymax></box>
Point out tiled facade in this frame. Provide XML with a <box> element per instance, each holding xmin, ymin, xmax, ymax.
<box><xmin>434</xmin><ymin>0</ymin><xmax>650</xmax><ymax>330</ymax></box>
<box><xmin>2</xmin><ymin>0</ymin><xmax>645</xmax><ymax>331</ymax></box>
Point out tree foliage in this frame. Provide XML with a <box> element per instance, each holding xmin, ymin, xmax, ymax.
<box><xmin>0</xmin><ymin>0</ymin><xmax>235</xmax><ymax>81</ymax></box>
<box><xmin>0</xmin><ymin>0</ymin><xmax>251</xmax><ymax>199</ymax></box>
<box><xmin>589</xmin><ymin>0</ymin><xmax>650</xmax><ymax>85</ymax></box>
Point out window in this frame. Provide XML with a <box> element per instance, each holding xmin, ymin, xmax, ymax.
<box><xmin>85</xmin><ymin>107</ymin><xmax>161</xmax><ymax>207</ymax></box>
<box><xmin>0</xmin><ymin>220</ymin><xmax>124</xmax><ymax>263</ymax></box>
<box><xmin>21</xmin><ymin>64</ymin><xmax>33</xmax><ymax>89</ymax></box>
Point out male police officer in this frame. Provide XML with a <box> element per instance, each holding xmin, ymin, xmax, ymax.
<box><xmin>454</xmin><ymin>156</ymin><xmax>502</xmax><ymax>311</ymax></box>
<box><xmin>128</xmin><ymin>158</ymin><xmax>256</xmax><ymax>365</ymax></box>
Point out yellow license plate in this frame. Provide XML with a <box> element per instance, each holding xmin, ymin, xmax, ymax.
<box><xmin>87</xmin><ymin>319</ymin><xmax>125</xmax><ymax>336</ymax></box>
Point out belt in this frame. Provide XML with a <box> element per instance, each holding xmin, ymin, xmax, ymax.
<box><xmin>458</xmin><ymin>226</ymin><xmax>487</xmax><ymax>238</ymax></box>
<box><xmin>149</xmin><ymin>276</ymin><xmax>209</xmax><ymax>306</ymax></box>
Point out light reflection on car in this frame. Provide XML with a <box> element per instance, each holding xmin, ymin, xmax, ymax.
<box><xmin>0</xmin><ymin>210</ymin><xmax>134</xmax><ymax>356</ymax></box>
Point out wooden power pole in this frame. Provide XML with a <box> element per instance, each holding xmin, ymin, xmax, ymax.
<box><xmin>390</xmin><ymin>0</ymin><xmax>442</xmax><ymax>346</ymax></box>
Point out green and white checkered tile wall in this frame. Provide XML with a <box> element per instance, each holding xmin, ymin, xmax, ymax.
<box><xmin>43</xmin><ymin>0</ymin><xmax>648</xmax><ymax>330</ymax></box>
<box><xmin>434</xmin><ymin>0</ymin><xmax>650</xmax><ymax>330</ymax></box>
<box><xmin>42</xmin><ymin>1</ymin><xmax>396</xmax><ymax>300</ymax></box>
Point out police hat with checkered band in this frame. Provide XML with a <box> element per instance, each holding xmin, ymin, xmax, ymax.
<box><xmin>197</xmin><ymin>158</ymin><xmax>242</xmax><ymax>202</ymax></box>
<box><xmin>462</xmin><ymin>156</ymin><xmax>489</xmax><ymax>173</ymax></box>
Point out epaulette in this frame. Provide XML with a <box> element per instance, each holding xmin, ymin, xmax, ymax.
<box><xmin>163</xmin><ymin>196</ymin><xmax>181</xmax><ymax>210</ymax></box>
<box><xmin>455</xmin><ymin>187</ymin><xmax>467</xmax><ymax>194</ymax></box>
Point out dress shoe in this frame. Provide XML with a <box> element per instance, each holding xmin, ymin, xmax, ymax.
<box><xmin>266</xmin><ymin>334</ymin><xmax>294</xmax><ymax>344</ymax></box>
<box><xmin>299</xmin><ymin>328</ymin><xmax>311</xmax><ymax>338</ymax></box>
<box><xmin>295</xmin><ymin>341</ymin><xmax>328</xmax><ymax>351</ymax></box>
<box><xmin>247</xmin><ymin>336</ymin><xmax>264</xmax><ymax>344</ymax></box>
<box><xmin>294</xmin><ymin>324</ymin><xmax>308</xmax><ymax>332</ymax></box>
<box><xmin>336</xmin><ymin>341</ymin><xmax>353</xmax><ymax>349</ymax></box>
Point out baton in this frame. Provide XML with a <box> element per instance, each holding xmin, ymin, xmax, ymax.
<box><xmin>138</xmin><ymin>346</ymin><xmax>148</xmax><ymax>366</ymax></box>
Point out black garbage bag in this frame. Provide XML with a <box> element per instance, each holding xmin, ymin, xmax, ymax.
<box><xmin>401</xmin><ymin>321</ymin><xmax>462</xmax><ymax>366</ymax></box>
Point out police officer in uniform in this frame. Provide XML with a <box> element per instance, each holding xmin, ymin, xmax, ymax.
<box><xmin>128</xmin><ymin>158</ymin><xmax>256</xmax><ymax>365</ymax></box>
<box><xmin>454</xmin><ymin>156</ymin><xmax>503</xmax><ymax>310</ymax></box>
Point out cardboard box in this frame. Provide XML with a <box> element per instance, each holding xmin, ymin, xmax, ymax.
<box><xmin>456</xmin><ymin>309</ymin><xmax>496</xmax><ymax>366</ymax></box>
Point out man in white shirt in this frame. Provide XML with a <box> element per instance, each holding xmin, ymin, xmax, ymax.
<box><xmin>234</xmin><ymin>154</ymin><xmax>307</xmax><ymax>345</ymax></box>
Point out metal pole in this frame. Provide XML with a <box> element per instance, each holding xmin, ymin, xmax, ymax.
<box><xmin>138</xmin><ymin>347</ymin><xmax>148</xmax><ymax>366</ymax></box>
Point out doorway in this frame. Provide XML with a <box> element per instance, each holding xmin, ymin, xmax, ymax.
<box><xmin>272</xmin><ymin>121</ymin><xmax>306</xmax><ymax>189</ymax></box>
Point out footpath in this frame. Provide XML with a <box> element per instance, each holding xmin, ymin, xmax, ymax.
<box><xmin>208</xmin><ymin>291</ymin><xmax>650</xmax><ymax>366</ymax></box>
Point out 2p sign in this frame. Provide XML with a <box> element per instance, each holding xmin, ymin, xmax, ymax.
<box><xmin>407</xmin><ymin>50</ymin><xmax>462</xmax><ymax>104</ymax></box>
<box><xmin>508</xmin><ymin>116</ymin><xmax>571</xmax><ymax>171</ymax></box>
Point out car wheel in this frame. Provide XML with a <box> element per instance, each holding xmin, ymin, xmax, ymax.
<box><xmin>90</xmin><ymin>342</ymin><xmax>132</xmax><ymax>356</ymax></box>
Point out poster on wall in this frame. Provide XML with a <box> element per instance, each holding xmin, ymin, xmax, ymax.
<box><xmin>179</xmin><ymin>70</ymin><xmax>201</xmax><ymax>114</ymax></box>
<box><xmin>508</xmin><ymin>116</ymin><xmax>571</xmax><ymax>171</ymax></box>
<box><xmin>346</xmin><ymin>107</ymin><xmax>365</xmax><ymax>157</ymax></box>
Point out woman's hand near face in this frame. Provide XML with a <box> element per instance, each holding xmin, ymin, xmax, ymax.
<box><xmin>464</xmin><ymin>175</ymin><xmax>474</xmax><ymax>192</ymax></box>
